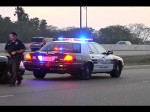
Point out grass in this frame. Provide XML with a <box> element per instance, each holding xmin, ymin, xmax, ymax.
<box><xmin>121</xmin><ymin>55</ymin><xmax>150</xmax><ymax>66</ymax></box>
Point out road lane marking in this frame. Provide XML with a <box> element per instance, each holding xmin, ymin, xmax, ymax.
<box><xmin>142</xmin><ymin>81</ymin><xmax>150</xmax><ymax>83</ymax></box>
<box><xmin>0</xmin><ymin>95</ymin><xmax>14</xmax><ymax>98</ymax></box>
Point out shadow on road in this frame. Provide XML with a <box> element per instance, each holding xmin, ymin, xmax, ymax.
<box><xmin>31</xmin><ymin>75</ymin><xmax>117</xmax><ymax>82</ymax></box>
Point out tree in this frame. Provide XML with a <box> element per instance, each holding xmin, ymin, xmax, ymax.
<box><xmin>142</xmin><ymin>28</ymin><xmax>150</xmax><ymax>44</ymax></box>
<box><xmin>1</xmin><ymin>6</ymin><xmax>149</xmax><ymax>44</ymax></box>
<box><xmin>14</xmin><ymin>6</ymin><xmax>30</xmax><ymax>41</ymax></box>
<box><xmin>56</xmin><ymin>27</ymin><xmax>95</xmax><ymax>39</ymax></box>
<box><xmin>39</xmin><ymin>19</ymin><xmax>47</xmax><ymax>31</ymax></box>
<box><xmin>29</xmin><ymin>17</ymin><xmax>40</xmax><ymax>29</ymax></box>
<box><xmin>46</xmin><ymin>25</ymin><xmax>59</xmax><ymax>38</ymax></box>
<box><xmin>0</xmin><ymin>15</ymin><xmax>16</xmax><ymax>42</ymax></box>
<box><xmin>14</xmin><ymin>6</ymin><xmax>29</xmax><ymax>22</ymax></box>
<box><xmin>128</xmin><ymin>24</ymin><xmax>150</xmax><ymax>44</ymax></box>
<box><xmin>97</xmin><ymin>25</ymin><xmax>137</xmax><ymax>44</ymax></box>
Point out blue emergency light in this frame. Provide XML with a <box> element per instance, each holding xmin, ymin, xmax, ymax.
<box><xmin>80</xmin><ymin>35</ymin><xmax>86</xmax><ymax>39</ymax></box>
<box><xmin>58</xmin><ymin>37</ymin><xmax>64</xmax><ymax>41</ymax></box>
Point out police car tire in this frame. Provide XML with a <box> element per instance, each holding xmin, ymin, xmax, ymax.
<box><xmin>81</xmin><ymin>64</ymin><xmax>92</xmax><ymax>80</ymax></box>
<box><xmin>110</xmin><ymin>64</ymin><xmax>121</xmax><ymax>78</ymax></box>
<box><xmin>70</xmin><ymin>74</ymin><xmax>79</xmax><ymax>77</ymax></box>
<box><xmin>33</xmin><ymin>70</ymin><xmax>46</xmax><ymax>79</ymax></box>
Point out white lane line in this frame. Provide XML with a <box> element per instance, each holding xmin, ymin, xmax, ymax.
<box><xmin>0</xmin><ymin>95</ymin><xmax>14</xmax><ymax>98</ymax></box>
<box><xmin>142</xmin><ymin>81</ymin><xmax>150</xmax><ymax>83</ymax></box>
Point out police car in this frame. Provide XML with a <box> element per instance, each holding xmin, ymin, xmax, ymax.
<box><xmin>24</xmin><ymin>38</ymin><xmax>124</xmax><ymax>80</ymax></box>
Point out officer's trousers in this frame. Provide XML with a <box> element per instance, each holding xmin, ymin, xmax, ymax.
<box><xmin>7</xmin><ymin>58</ymin><xmax>21</xmax><ymax>82</ymax></box>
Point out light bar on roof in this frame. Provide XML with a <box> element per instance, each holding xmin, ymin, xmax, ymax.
<box><xmin>74</xmin><ymin>38</ymin><xmax>93</xmax><ymax>41</ymax></box>
<box><xmin>58</xmin><ymin>38</ymin><xmax>93</xmax><ymax>42</ymax></box>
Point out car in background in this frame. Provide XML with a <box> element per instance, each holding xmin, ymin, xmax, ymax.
<box><xmin>30</xmin><ymin>37</ymin><xmax>55</xmax><ymax>51</ymax></box>
<box><xmin>45</xmin><ymin>38</ymin><xmax>56</xmax><ymax>43</ymax></box>
<box><xmin>116</xmin><ymin>41</ymin><xmax>132</xmax><ymax>45</ymax></box>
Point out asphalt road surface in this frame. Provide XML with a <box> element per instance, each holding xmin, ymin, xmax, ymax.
<box><xmin>0</xmin><ymin>68</ymin><xmax>150</xmax><ymax>106</ymax></box>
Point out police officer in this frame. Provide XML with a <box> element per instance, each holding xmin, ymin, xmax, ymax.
<box><xmin>5</xmin><ymin>32</ymin><xmax>25</xmax><ymax>86</ymax></box>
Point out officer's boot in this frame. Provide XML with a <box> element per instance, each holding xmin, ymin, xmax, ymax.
<box><xmin>17</xmin><ymin>75</ymin><xmax>23</xmax><ymax>85</ymax></box>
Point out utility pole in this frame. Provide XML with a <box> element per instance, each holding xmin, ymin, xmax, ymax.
<box><xmin>80</xmin><ymin>6</ymin><xmax>88</xmax><ymax>34</ymax></box>
<box><xmin>85</xmin><ymin>7</ymin><xmax>87</xmax><ymax>28</ymax></box>
<box><xmin>80</xmin><ymin>6</ymin><xmax>82</xmax><ymax>29</ymax></box>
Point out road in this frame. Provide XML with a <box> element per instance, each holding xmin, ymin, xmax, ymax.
<box><xmin>0</xmin><ymin>68</ymin><xmax>150</xmax><ymax>106</ymax></box>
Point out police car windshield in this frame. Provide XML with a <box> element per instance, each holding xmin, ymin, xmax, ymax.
<box><xmin>40</xmin><ymin>42</ymin><xmax>81</xmax><ymax>53</ymax></box>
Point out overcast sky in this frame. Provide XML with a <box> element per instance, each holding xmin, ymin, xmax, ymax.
<box><xmin>0</xmin><ymin>7</ymin><xmax>150</xmax><ymax>30</ymax></box>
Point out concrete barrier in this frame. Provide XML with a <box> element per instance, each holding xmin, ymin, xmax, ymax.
<box><xmin>0</xmin><ymin>43</ymin><xmax>150</xmax><ymax>56</ymax></box>
<box><xmin>100</xmin><ymin>44</ymin><xmax>150</xmax><ymax>56</ymax></box>
<box><xmin>101</xmin><ymin>44</ymin><xmax>150</xmax><ymax>51</ymax></box>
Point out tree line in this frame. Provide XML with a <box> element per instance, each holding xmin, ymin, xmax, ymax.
<box><xmin>0</xmin><ymin>6</ymin><xmax>150</xmax><ymax>44</ymax></box>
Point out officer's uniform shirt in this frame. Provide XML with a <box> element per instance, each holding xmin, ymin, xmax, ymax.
<box><xmin>5</xmin><ymin>39</ymin><xmax>25</xmax><ymax>59</ymax></box>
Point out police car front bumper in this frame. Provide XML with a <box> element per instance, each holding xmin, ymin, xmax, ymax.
<box><xmin>24</xmin><ymin>61</ymin><xmax>84</xmax><ymax>74</ymax></box>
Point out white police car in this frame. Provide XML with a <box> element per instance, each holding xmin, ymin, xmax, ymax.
<box><xmin>24</xmin><ymin>38</ymin><xmax>124</xmax><ymax>80</ymax></box>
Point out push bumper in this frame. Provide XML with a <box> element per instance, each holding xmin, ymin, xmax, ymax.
<box><xmin>24</xmin><ymin>61</ymin><xmax>84</xmax><ymax>74</ymax></box>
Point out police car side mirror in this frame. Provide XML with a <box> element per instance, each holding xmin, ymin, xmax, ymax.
<box><xmin>102</xmin><ymin>52</ymin><xmax>107</xmax><ymax>55</ymax></box>
<box><xmin>89</xmin><ymin>51</ymin><xmax>94</xmax><ymax>54</ymax></box>
<box><xmin>107</xmin><ymin>51</ymin><xmax>113</xmax><ymax>55</ymax></box>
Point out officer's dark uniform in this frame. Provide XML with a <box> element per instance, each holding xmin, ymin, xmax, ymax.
<box><xmin>5</xmin><ymin>39</ymin><xmax>25</xmax><ymax>85</ymax></box>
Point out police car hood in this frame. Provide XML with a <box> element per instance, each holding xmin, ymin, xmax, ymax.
<box><xmin>111</xmin><ymin>55</ymin><xmax>123</xmax><ymax>62</ymax></box>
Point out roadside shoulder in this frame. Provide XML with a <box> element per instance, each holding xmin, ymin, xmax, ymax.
<box><xmin>124</xmin><ymin>65</ymin><xmax>150</xmax><ymax>69</ymax></box>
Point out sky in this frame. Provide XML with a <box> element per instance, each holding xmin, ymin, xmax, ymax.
<box><xmin>0</xmin><ymin>7</ymin><xmax>150</xmax><ymax>30</ymax></box>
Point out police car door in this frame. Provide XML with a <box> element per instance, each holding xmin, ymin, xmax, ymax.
<box><xmin>94</xmin><ymin>43</ymin><xmax>114</xmax><ymax>72</ymax></box>
<box><xmin>87</xmin><ymin>43</ymin><xmax>104</xmax><ymax>73</ymax></box>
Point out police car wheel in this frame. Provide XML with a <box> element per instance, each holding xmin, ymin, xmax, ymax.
<box><xmin>81</xmin><ymin>64</ymin><xmax>92</xmax><ymax>80</ymax></box>
<box><xmin>110</xmin><ymin>64</ymin><xmax>121</xmax><ymax>78</ymax></box>
<box><xmin>33</xmin><ymin>70</ymin><xmax>46</xmax><ymax>79</ymax></box>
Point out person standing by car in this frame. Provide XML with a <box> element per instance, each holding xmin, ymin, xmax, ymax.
<box><xmin>4</xmin><ymin>32</ymin><xmax>25</xmax><ymax>86</ymax></box>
